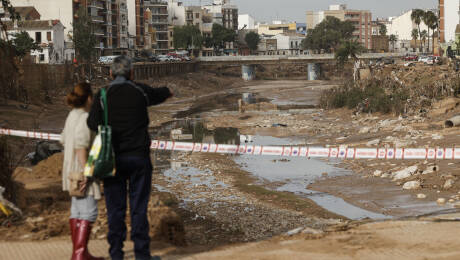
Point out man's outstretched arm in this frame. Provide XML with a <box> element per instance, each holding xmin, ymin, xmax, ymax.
<box><xmin>138</xmin><ymin>83</ymin><xmax>173</xmax><ymax>106</ymax></box>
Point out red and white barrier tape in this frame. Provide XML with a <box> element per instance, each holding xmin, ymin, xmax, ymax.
<box><xmin>1</xmin><ymin>128</ymin><xmax>458</xmax><ymax>160</ymax></box>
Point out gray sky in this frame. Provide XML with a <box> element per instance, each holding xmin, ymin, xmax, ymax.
<box><xmin>185</xmin><ymin>0</ymin><xmax>437</xmax><ymax>23</ymax></box>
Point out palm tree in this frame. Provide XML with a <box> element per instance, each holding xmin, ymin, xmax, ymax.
<box><xmin>411</xmin><ymin>29</ymin><xmax>419</xmax><ymax>52</ymax></box>
<box><xmin>420</xmin><ymin>30</ymin><xmax>428</xmax><ymax>52</ymax></box>
<box><xmin>379</xmin><ymin>23</ymin><xmax>387</xmax><ymax>36</ymax></box>
<box><xmin>335</xmin><ymin>40</ymin><xmax>364</xmax><ymax>65</ymax></box>
<box><xmin>411</xmin><ymin>9</ymin><xmax>425</xmax><ymax>52</ymax></box>
<box><xmin>389</xmin><ymin>34</ymin><xmax>398</xmax><ymax>52</ymax></box>
<box><xmin>424</xmin><ymin>11</ymin><xmax>438</xmax><ymax>54</ymax></box>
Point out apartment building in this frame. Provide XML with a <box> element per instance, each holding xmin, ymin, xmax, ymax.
<box><xmin>73</xmin><ymin>0</ymin><xmax>128</xmax><ymax>54</ymax></box>
<box><xmin>306</xmin><ymin>4</ymin><xmax>372</xmax><ymax>49</ymax></box>
<box><xmin>136</xmin><ymin>0</ymin><xmax>169</xmax><ymax>53</ymax></box>
<box><xmin>10</xmin><ymin>0</ymin><xmax>128</xmax><ymax>54</ymax></box>
<box><xmin>439</xmin><ymin>0</ymin><xmax>460</xmax><ymax>43</ymax></box>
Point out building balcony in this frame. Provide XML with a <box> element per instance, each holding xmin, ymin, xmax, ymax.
<box><xmin>152</xmin><ymin>20</ymin><xmax>168</xmax><ymax>24</ymax></box>
<box><xmin>94</xmin><ymin>30</ymin><xmax>106</xmax><ymax>36</ymax></box>
<box><xmin>88</xmin><ymin>1</ymin><xmax>105</xmax><ymax>9</ymax></box>
<box><xmin>91</xmin><ymin>15</ymin><xmax>105</xmax><ymax>23</ymax></box>
<box><xmin>144</xmin><ymin>0</ymin><xmax>167</xmax><ymax>6</ymax></box>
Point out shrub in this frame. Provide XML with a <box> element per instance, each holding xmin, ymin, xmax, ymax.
<box><xmin>320</xmin><ymin>78</ymin><xmax>409</xmax><ymax>115</ymax></box>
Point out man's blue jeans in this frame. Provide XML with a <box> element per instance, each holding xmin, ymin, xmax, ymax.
<box><xmin>104</xmin><ymin>156</ymin><xmax>153</xmax><ymax>260</ymax></box>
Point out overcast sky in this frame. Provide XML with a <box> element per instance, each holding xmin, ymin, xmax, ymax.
<box><xmin>184</xmin><ymin>0</ymin><xmax>437</xmax><ymax>23</ymax></box>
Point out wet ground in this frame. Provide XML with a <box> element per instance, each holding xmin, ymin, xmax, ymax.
<box><xmin>148</xmin><ymin>79</ymin><xmax>457</xmax><ymax>223</ymax></box>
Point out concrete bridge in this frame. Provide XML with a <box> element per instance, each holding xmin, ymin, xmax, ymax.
<box><xmin>198</xmin><ymin>53</ymin><xmax>405</xmax><ymax>80</ymax></box>
<box><xmin>198</xmin><ymin>53</ymin><xmax>405</xmax><ymax>65</ymax></box>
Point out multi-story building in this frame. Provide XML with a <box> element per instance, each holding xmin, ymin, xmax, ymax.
<box><xmin>238</xmin><ymin>14</ymin><xmax>255</xmax><ymax>30</ymax></box>
<box><xmin>387</xmin><ymin>10</ymin><xmax>431</xmax><ymax>52</ymax></box>
<box><xmin>185</xmin><ymin>6</ymin><xmax>203</xmax><ymax>27</ymax></box>
<box><xmin>306</xmin><ymin>4</ymin><xmax>372</xmax><ymax>49</ymax></box>
<box><xmin>439</xmin><ymin>0</ymin><xmax>460</xmax><ymax>43</ymax></box>
<box><xmin>73</xmin><ymin>0</ymin><xmax>128</xmax><ymax>54</ymax></box>
<box><xmin>136</xmin><ymin>0</ymin><xmax>169</xmax><ymax>53</ymax></box>
<box><xmin>3</xmin><ymin>19</ymin><xmax>65</xmax><ymax>63</ymax></box>
<box><xmin>10</xmin><ymin>0</ymin><xmax>128</xmax><ymax>55</ymax></box>
<box><xmin>168</xmin><ymin>0</ymin><xmax>185</xmax><ymax>26</ymax></box>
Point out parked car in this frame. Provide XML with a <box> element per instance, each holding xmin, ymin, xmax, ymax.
<box><xmin>376</xmin><ymin>57</ymin><xmax>394</xmax><ymax>65</ymax></box>
<box><xmin>98</xmin><ymin>55</ymin><xmax>119</xmax><ymax>65</ymax></box>
<box><xmin>425</xmin><ymin>56</ymin><xmax>435</xmax><ymax>65</ymax></box>
<box><xmin>404</xmin><ymin>61</ymin><xmax>416</xmax><ymax>67</ymax></box>
<box><xmin>403</xmin><ymin>54</ymin><xmax>418</xmax><ymax>61</ymax></box>
<box><xmin>132</xmin><ymin>56</ymin><xmax>148</xmax><ymax>63</ymax></box>
<box><xmin>418</xmin><ymin>56</ymin><xmax>429</xmax><ymax>63</ymax></box>
<box><xmin>157</xmin><ymin>55</ymin><xmax>171</xmax><ymax>62</ymax></box>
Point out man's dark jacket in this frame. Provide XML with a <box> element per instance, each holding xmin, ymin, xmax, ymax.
<box><xmin>87</xmin><ymin>76</ymin><xmax>172</xmax><ymax>157</ymax></box>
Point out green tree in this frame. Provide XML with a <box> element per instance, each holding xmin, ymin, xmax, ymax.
<box><xmin>0</xmin><ymin>0</ymin><xmax>20</xmax><ymax>40</ymax></box>
<box><xmin>71</xmin><ymin>8</ymin><xmax>97</xmax><ymax>64</ymax></box>
<box><xmin>335</xmin><ymin>40</ymin><xmax>364</xmax><ymax>66</ymax></box>
<box><xmin>411</xmin><ymin>28</ymin><xmax>419</xmax><ymax>51</ymax></box>
<box><xmin>411</xmin><ymin>9</ymin><xmax>425</xmax><ymax>52</ymax></box>
<box><xmin>424</xmin><ymin>10</ymin><xmax>438</xmax><ymax>54</ymax></box>
<box><xmin>301</xmin><ymin>16</ymin><xmax>355</xmax><ymax>53</ymax></box>
<box><xmin>12</xmin><ymin>31</ymin><xmax>40</xmax><ymax>57</ymax></box>
<box><xmin>389</xmin><ymin>34</ymin><xmax>398</xmax><ymax>52</ymax></box>
<box><xmin>420</xmin><ymin>30</ymin><xmax>428</xmax><ymax>52</ymax></box>
<box><xmin>244</xmin><ymin>31</ymin><xmax>260</xmax><ymax>53</ymax></box>
<box><xmin>379</xmin><ymin>24</ymin><xmax>387</xmax><ymax>36</ymax></box>
<box><xmin>210</xmin><ymin>23</ymin><xmax>236</xmax><ymax>53</ymax></box>
<box><xmin>173</xmin><ymin>25</ymin><xmax>203</xmax><ymax>51</ymax></box>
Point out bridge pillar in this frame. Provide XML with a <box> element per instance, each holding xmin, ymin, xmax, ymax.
<box><xmin>242</xmin><ymin>65</ymin><xmax>256</xmax><ymax>81</ymax></box>
<box><xmin>307</xmin><ymin>63</ymin><xmax>320</xmax><ymax>80</ymax></box>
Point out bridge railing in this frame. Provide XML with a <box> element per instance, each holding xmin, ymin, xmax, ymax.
<box><xmin>198</xmin><ymin>53</ymin><xmax>405</xmax><ymax>62</ymax></box>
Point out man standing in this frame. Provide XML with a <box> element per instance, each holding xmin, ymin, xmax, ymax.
<box><xmin>87</xmin><ymin>56</ymin><xmax>172</xmax><ymax>260</ymax></box>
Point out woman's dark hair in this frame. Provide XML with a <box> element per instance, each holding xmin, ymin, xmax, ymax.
<box><xmin>66</xmin><ymin>82</ymin><xmax>93</xmax><ymax>108</ymax></box>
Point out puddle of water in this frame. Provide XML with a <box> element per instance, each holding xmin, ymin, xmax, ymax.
<box><xmin>151</xmin><ymin>120</ymin><xmax>391</xmax><ymax>220</ymax></box>
<box><xmin>235</xmin><ymin>135</ymin><xmax>390</xmax><ymax>220</ymax></box>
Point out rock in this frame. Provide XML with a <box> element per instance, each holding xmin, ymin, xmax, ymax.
<box><xmin>416</xmin><ymin>193</ymin><xmax>426</xmax><ymax>199</ymax></box>
<box><xmin>302</xmin><ymin>227</ymin><xmax>324</xmax><ymax>235</ymax></box>
<box><xmin>422</xmin><ymin>165</ymin><xmax>439</xmax><ymax>175</ymax></box>
<box><xmin>392</xmin><ymin>125</ymin><xmax>407</xmax><ymax>132</ymax></box>
<box><xmin>444</xmin><ymin>179</ymin><xmax>455</xmax><ymax>190</ymax></box>
<box><xmin>359</xmin><ymin>127</ymin><xmax>371</xmax><ymax>134</ymax></box>
<box><xmin>392</xmin><ymin>166</ymin><xmax>418</xmax><ymax>181</ymax></box>
<box><xmin>285</xmin><ymin>227</ymin><xmax>304</xmax><ymax>236</ymax></box>
<box><xmin>453</xmin><ymin>202</ymin><xmax>460</xmax><ymax>208</ymax></box>
<box><xmin>403</xmin><ymin>181</ymin><xmax>421</xmax><ymax>190</ymax></box>
<box><xmin>432</xmin><ymin>134</ymin><xmax>444</xmax><ymax>140</ymax></box>
<box><xmin>373</xmin><ymin>170</ymin><xmax>383</xmax><ymax>177</ymax></box>
<box><xmin>437</xmin><ymin>198</ymin><xmax>446</xmax><ymax>205</ymax></box>
<box><xmin>449</xmin><ymin>199</ymin><xmax>455</xmax><ymax>203</ymax></box>
<box><xmin>381</xmin><ymin>173</ymin><xmax>391</xmax><ymax>178</ymax></box>
<box><xmin>366</xmin><ymin>139</ymin><xmax>380</xmax><ymax>147</ymax></box>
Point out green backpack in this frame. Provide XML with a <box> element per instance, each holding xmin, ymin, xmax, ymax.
<box><xmin>84</xmin><ymin>88</ymin><xmax>116</xmax><ymax>179</ymax></box>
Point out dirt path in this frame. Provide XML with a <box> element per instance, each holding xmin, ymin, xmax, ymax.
<box><xmin>186</xmin><ymin>216</ymin><xmax>460</xmax><ymax>260</ymax></box>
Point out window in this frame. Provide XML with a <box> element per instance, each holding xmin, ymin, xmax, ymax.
<box><xmin>195</xmin><ymin>13</ymin><xmax>200</xmax><ymax>19</ymax></box>
<box><xmin>35</xmin><ymin>32</ymin><xmax>41</xmax><ymax>43</ymax></box>
<box><xmin>47</xmin><ymin>31</ymin><xmax>51</xmax><ymax>41</ymax></box>
<box><xmin>39</xmin><ymin>54</ymin><xmax>45</xmax><ymax>61</ymax></box>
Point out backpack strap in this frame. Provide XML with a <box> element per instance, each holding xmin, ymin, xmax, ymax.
<box><xmin>126</xmin><ymin>81</ymin><xmax>150</xmax><ymax>106</ymax></box>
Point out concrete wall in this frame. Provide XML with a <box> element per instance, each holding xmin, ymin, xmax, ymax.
<box><xmin>168</xmin><ymin>0</ymin><xmax>186</xmax><ymax>26</ymax></box>
<box><xmin>444</xmin><ymin>0</ymin><xmax>459</xmax><ymax>43</ymax></box>
<box><xmin>132</xmin><ymin>62</ymin><xmax>199</xmax><ymax>80</ymax></box>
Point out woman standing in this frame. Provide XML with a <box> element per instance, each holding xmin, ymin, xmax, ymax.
<box><xmin>60</xmin><ymin>82</ymin><xmax>103</xmax><ymax>260</ymax></box>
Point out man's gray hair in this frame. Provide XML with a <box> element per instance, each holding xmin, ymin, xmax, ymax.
<box><xmin>111</xmin><ymin>55</ymin><xmax>133</xmax><ymax>78</ymax></box>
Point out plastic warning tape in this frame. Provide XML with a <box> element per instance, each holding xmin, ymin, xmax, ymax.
<box><xmin>0</xmin><ymin>128</ymin><xmax>61</xmax><ymax>141</ymax></box>
<box><xmin>1</xmin><ymin>128</ymin><xmax>458</xmax><ymax>160</ymax></box>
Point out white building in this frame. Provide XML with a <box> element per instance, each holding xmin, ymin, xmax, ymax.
<box><xmin>442</xmin><ymin>0</ymin><xmax>460</xmax><ymax>43</ymax></box>
<box><xmin>387</xmin><ymin>9</ymin><xmax>430</xmax><ymax>52</ymax></box>
<box><xmin>238</xmin><ymin>14</ymin><xmax>255</xmax><ymax>29</ymax></box>
<box><xmin>5</xmin><ymin>20</ymin><xmax>65</xmax><ymax>63</ymax></box>
<box><xmin>11</xmin><ymin>0</ymin><xmax>73</xmax><ymax>41</ymax></box>
<box><xmin>168</xmin><ymin>0</ymin><xmax>186</xmax><ymax>26</ymax></box>
<box><xmin>273</xmin><ymin>34</ymin><xmax>303</xmax><ymax>55</ymax></box>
